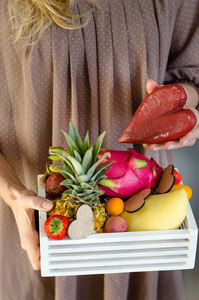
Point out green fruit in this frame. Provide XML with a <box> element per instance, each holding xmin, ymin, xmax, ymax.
<box><xmin>120</xmin><ymin>188</ymin><xmax>188</xmax><ymax>231</ymax></box>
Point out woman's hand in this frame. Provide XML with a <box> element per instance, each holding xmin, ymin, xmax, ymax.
<box><xmin>0</xmin><ymin>154</ymin><xmax>54</xmax><ymax>270</ymax></box>
<box><xmin>10</xmin><ymin>190</ymin><xmax>53</xmax><ymax>270</ymax></box>
<box><xmin>143</xmin><ymin>79</ymin><xmax>199</xmax><ymax>151</ymax></box>
<box><xmin>143</xmin><ymin>121</ymin><xmax>199</xmax><ymax>151</ymax></box>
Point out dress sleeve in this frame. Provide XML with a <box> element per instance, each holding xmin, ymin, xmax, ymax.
<box><xmin>164</xmin><ymin>0</ymin><xmax>199</xmax><ymax>99</ymax></box>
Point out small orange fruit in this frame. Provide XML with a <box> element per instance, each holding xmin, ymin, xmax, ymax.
<box><xmin>105</xmin><ymin>197</ymin><xmax>125</xmax><ymax>216</ymax></box>
<box><xmin>170</xmin><ymin>184</ymin><xmax>192</xmax><ymax>200</ymax></box>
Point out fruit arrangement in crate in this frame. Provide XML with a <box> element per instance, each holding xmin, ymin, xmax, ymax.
<box><xmin>40</xmin><ymin>122</ymin><xmax>192</xmax><ymax>241</ymax></box>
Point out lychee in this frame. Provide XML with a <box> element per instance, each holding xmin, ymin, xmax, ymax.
<box><xmin>105</xmin><ymin>216</ymin><xmax>128</xmax><ymax>233</ymax></box>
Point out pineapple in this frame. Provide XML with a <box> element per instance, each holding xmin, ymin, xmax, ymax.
<box><xmin>50</xmin><ymin>195</ymin><xmax>107</xmax><ymax>233</ymax></box>
<box><xmin>48</xmin><ymin>122</ymin><xmax>113</xmax><ymax>233</ymax></box>
<box><xmin>50</xmin><ymin>195</ymin><xmax>79</xmax><ymax>222</ymax></box>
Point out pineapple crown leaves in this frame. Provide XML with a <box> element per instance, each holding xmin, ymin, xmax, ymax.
<box><xmin>49</xmin><ymin>121</ymin><xmax>114</xmax><ymax>181</ymax></box>
<box><xmin>62</xmin><ymin>121</ymin><xmax>107</xmax><ymax>163</ymax></box>
<box><xmin>48</xmin><ymin>122</ymin><xmax>107</xmax><ymax>165</ymax></box>
<box><xmin>48</xmin><ymin>122</ymin><xmax>115</xmax><ymax>205</ymax></box>
<box><xmin>52</xmin><ymin>151</ymin><xmax>113</xmax><ymax>185</ymax></box>
<box><xmin>48</xmin><ymin>147</ymin><xmax>69</xmax><ymax>161</ymax></box>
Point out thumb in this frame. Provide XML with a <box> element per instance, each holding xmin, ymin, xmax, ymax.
<box><xmin>19</xmin><ymin>190</ymin><xmax>54</xmax><ymax>211</ymax></box>
<box><xmin>146</xmin><ymin>79</ymin><xmax>160</xmax><ymax>94</ymax></box>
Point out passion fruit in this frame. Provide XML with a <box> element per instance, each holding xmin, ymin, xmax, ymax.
<box><xmin>45</xmin><ymin>172</ymin><xmax>66</xmax><ymax>199</ymax></box>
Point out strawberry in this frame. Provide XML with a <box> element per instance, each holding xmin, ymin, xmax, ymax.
<box><xmin>173</xmin><ymin>169</ymin><xmax>182</xmax><ymax>185</ymax></box>
<box><xmin>44</xmin><ymin>215</ymin><xmax>70</xmax><ymax>240</ymax></box>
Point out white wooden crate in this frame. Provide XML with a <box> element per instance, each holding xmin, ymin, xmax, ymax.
<box><xmin>38</xmin><ymin>175</ymin><xmax>198</xmax><ymax>277</ymax></box>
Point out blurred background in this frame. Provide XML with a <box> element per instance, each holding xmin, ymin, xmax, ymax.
<box><xmin>173</xmin><ymin>140</ymin><xmax>199</xmax><ymax>300</ymax></box>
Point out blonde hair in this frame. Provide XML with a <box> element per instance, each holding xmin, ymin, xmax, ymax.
<box><xmin>8</xmin><ymin>0</ymin><xmax>99</xmax><ymax>44</ymax></box>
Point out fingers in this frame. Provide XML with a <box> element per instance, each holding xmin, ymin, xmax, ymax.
<box><xmin>13</xmin><ymin>205</ymin><xmax>41</xmax><ymax>270</ymax></box>
<box><xmin>18</xmin><ymin>190</ymin><xmax>54</xmax><ymax>212</ymax></box>
<box><xmin>179</xmin><ymin>123</ymin><xmax>199</xmax><ymax>146</ymax></box>
<box><xmin>143</xmin><ymin>142</ymin><xmax>169</xmax><ymax>151</ymax></box>
<box><xmin>146</xmin><ymin>79</ymin><xmax>160</xmax><ymax>94</ymax></box>
<box><xmin>143</xmin><ymin>143</ymin><xmax>149</xmax><ymax>148</ymax></box>
<box><xmin>143</xmin><ymin>141</ymin><xmax>174</xmax><ymax>151</ymax></box>
<box><xmin>26</xmin><ymin>232</ymin><xmax>41</xmax><ymax>270</ymax></box>
<box><xmin>143</xmin><ymin>130</ymin><xmax>198</xmax><ymax>151</ymax></box>
<box><xmin>21</xmin><ymin>229</ymin><xmax>41</xmax><ymax>270</ymax></box>
<box><xmin>143</xmin><ymin>140</ymin><xmax>196</xmax><ymax>151</ymax></box>
<box><xmin>11</xmin><ymin>189</ymin><xmax>49</xmax><ymax>270</ymax></box>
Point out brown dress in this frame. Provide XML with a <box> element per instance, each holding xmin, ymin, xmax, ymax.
<box><xmin>0</xmin><ymin>0</ymin><xmax>199</xmax><ymax>299</ymax></box>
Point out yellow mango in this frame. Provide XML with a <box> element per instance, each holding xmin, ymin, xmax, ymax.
<box><xmin>120</xmin><ymin>188</ymin><xmax>188</xmax><ymax>231</ymax></box>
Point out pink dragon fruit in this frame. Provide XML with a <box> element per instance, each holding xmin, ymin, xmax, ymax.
<box><xmin>98</xmin><ymin>148</ymin><xmax>163</xmax><ymax>199</ymax></box>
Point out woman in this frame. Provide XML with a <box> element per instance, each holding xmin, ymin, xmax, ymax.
<box><xmin>0</xmin><ymin>0</ymin><xmax>198</xmax><ymax>299</ymax></box>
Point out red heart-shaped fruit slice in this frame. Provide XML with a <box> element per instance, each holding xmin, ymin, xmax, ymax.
<box><xmin>118</xmin><ymin>84</ymin><xmax>198</xmax><ymax>144</ymax></box>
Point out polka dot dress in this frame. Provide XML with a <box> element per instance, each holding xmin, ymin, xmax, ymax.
<box><xmin>0</xmin><ymin>0</ymin><xmax>199</xmax><ymax>299</ymax></box>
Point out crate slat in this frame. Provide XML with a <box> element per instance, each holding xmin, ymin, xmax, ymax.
<box><xmin>46</xmin><ymin>262</ymin><xmax>190</xmax><ymax>277</ymax></box>
<box><xmin>48</xmin><ymin>247</ymin><xmax>189</xmax><ymax>261</ymax></box>
<box><xmin>48</xmin><ymin>255</ymin><xmax>188</xmax><ymax>269</ymax></box>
